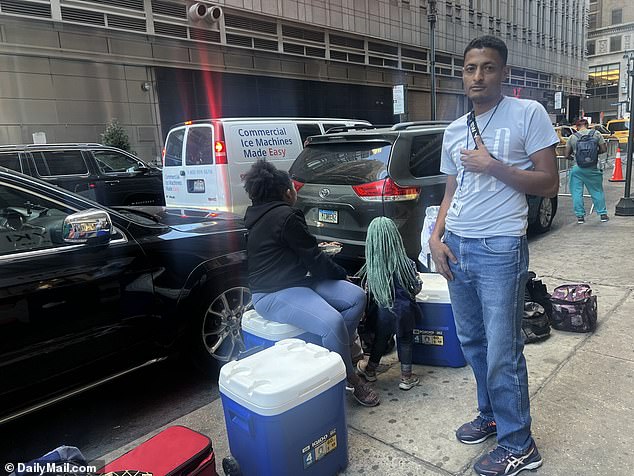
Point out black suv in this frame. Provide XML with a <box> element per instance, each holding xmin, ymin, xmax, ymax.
<box><xmin>0</xmin><ymin>144</ymin><xmax>164</xmax><ymax>206</ymax></box>
<box><xmin>289</xmin><ymin>122</ymin><xmax>557</xmax><ymax>263</ymax></box>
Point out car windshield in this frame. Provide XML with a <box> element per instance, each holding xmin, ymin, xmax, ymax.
<box><xmin>608</xmin><ymin>121</ymin><xmax>629</xmax><ymax>132</ymax></box>
<box><xmin>290</xmin><ymin>142</ymin><xmax>391</xmax><ymax>185</ymax></box>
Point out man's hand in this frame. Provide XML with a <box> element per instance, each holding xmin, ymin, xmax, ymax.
<box><xmin>460</xmin><ymin>135</ymin><xmax>496</xmax><ymax>174</ymax></box>
<box><xmin>429</xmin><ymin>236</ymin><xmax>458</xmax><ymax>281</ymax></box>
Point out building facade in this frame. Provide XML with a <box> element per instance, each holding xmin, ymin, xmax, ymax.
<box><xmin>585</xmin><ymin>0</ymin><xmax>634</xmax><ymax>123</ymax></box>
<box><xmin>0</xmin><ymin>0</ymin><xmax>587</xmax><ymax>162</ymax></box>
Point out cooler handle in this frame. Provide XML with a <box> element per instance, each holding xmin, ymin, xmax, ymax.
<box><xmin>417</xmin><ymin>294</ymin><xmax>431</xmax><ymax>301</ymax></box>
<box><xmin>228</xmin><ymin>407</ymin><xmax>255</xmax><ymax>437</ymax></box>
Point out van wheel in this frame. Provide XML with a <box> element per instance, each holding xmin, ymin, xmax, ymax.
<box><xmin>528</xmin><ymin>197</ymin><xmax>556</xmax><ymax>234</ymax></box>
<box><xmin>191</xmin><ymin>281</ymin><xmax>252</xmax><ymax>375</ymax></box>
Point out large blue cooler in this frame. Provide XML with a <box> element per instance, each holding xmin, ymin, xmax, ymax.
<box><xmin>219</xmin><ymin>339</ymin><xmax>348</xmax><ymax>476</ymax></box>
<box><xmin>412</xmin><ymin>273</ymin><xmax>466</xmax><ymax>367</ymax></box>
<box><xmin>241</xmin><ymin>309</ymin><xmax>321</xmax><ymax>350</ymax></box>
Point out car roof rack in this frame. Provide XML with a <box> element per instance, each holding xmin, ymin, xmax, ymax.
<box><xmin>0</xmin><ymin>143</ymin><xmax>105</xmax><ymax>150</ymax></box>
<box><xmin>323</xmin><ymin>125</ymin><xmax>378</xmax><ymax>134</ymax></box>
<box><xmin>391</xmin><ymin>121</ymin><xmax>451</xmax><ymax>130</ymax></box>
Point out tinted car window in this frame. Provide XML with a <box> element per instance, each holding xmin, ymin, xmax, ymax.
<box><xmin>93</xmin><ymin>150</ymin><xmax>141</xmax><ymax>173</ymax></box>
<box><xmin>0</xmin><ymin>183</ymin><xmax>72</xmax><ymax>256</ymax></box>
<box><xmin>164</xmin><ymin>128</ymin><xmax>185</xmax><ymax>167</ymax></box>
<box><xmin>32</xmin><ymin>151</ymin><xmax>88</xmax><ymax>176</ymax></box>
<box><xmin>409</xmin><ymin>133</ymin><xmax>443</xmax><ymax>178</ymax></box>
<box><xmin>185</xmin><ymin>126</ymin><xmax>213</xmax><ymax>166</ymax></box>
<box><xmin>608</xmin><ymin>121</ymin><xmax>629</xmax><ymax>132</ymax></box>
<box><xmin>297</xmin><ymin>124</ymin><xmax>322</xmax><ymax>143</ymax></box>
<box><xmin>290</xmin><ymin>142</ymin><xmax>391</xmax><ymax>185</ymax></box>
<box><xmin>0</xmin><ymin>153</ymin><xmax>21</xmax><ymax>173</ymax></box>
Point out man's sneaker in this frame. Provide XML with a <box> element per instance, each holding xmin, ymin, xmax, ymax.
<box><xmin>600</xmin><ymin>214</ymin><xmax>609</xmax><ymax>222</ymax></box>
<box><xmin>357</xmin><ymin>360</ymin><xmax>377</xmax><ymax>382</ymax></box>
<box><xmin>398</xmin><ymin>374</ymin><xmax>419</xmax><ymax>391</ymax></box>
<box><xmin>455</xmin><ymin>416</ymin><xmax>497</xmax><ymax>444</ymax></box>
<box><xmin>474</xmin><ymin>440</ymin><xmax>543</xmax><ymax>476</ymax></box>
<box><xmin>576</xmin><ymin>216</ymin><xmax>585</xmax><ymax>224</ymax></box>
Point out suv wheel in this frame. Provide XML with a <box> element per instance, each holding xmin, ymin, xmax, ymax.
<box><xmin>528</xmin><ymin>196</ymin><xmax>555</xmax><ymax>234</ymax></box>
<box><xmin>191</xmin><ymin>281</ymin><xmax>252</xmax><ymax>375</ymax></box>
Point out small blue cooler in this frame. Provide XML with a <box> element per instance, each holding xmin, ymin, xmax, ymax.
<box><xmin>412</xmin><ymin>273</ymin><xmax>466</xmax><ymax>367</ymax></box>
<box><xmin>241</xmin><ymin>309</ymin><xmax>321</xmax><ymax>350</ymax></box>
<box><xmin>219</xmin><ymin>339</ymin><xmax>348</xmax><ymax>476</ymax></box>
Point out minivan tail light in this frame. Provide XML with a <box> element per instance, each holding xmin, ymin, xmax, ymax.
<box><xmin>213</xmin><ymin>122</ymin><xmax>227</xmax><ymax>165</ymax></box>
<box><xmin>352</xmin><ymin>178</ymin><xmax>420</xmax><ymax>202</ymax></box>
<box><xmin>292</xmin><ymin>179</ymin><xmax>304</xmax><ymax>192</ymax></box>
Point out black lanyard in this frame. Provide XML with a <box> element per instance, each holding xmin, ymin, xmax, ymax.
<box><xmin>465</xmin><ymin>97</ymin><xmax>503</xmax><ymax>154</ymax></box>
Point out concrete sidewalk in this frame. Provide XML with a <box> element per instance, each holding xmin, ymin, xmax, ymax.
<box><xmin>101</xmin><ymin>179</ymin><xmax>634</xmax><ymax>476</ymax></box>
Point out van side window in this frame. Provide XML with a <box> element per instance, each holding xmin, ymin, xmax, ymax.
<box><xmin>165</xmin><ymin>129</ymin><xmax>185</xmax><ymax>167</ymax></box>
<box><xmin>0</xmin><ymin>153</ymin><xmax>22</xmax><ymax>173</ymax></box>
<box><xmin>185</xmin><ymin>127</ymin><xmax>213</xmax><ymax>166</ymax></box>
<box><xmin>297</xmin><ymin>124</ymin><xmax>322</xmax><ymax>143</ymax></box>
<box><xmin>409</xmin><ymin>134</ymin><xmax>443</xmax><ymax>178</ymax></box>
<box><xmin>32</xmin><ymin>151</ymin><xmax>88</xmax><ymax>176</ymax></box>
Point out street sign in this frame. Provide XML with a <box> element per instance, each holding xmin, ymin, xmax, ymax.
<box><xmin>393</xmin><ymin>85</ymin><xmax>405</xmax><ymax>115</ymax></box>
<box><xmin>554</xmin><ymin>91</ymin><xmax>563</xmax><ymax>109</ymax></box>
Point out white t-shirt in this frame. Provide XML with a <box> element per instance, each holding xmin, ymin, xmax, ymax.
<box><xmin>440</xmin><ymin>96</ymin><xmax>559</xmax><ymax>238</ymax></box>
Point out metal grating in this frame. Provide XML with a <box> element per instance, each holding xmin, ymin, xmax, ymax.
<box><xmin>61</xmin><ymin>6</ymin><xmax>105</xmax><ymax>26</ymax></box>
<box><xmin>305</xmin><ymin>46</ymin><xmax>325</xmax><ymax>58</ymax></box>
<box><xmin>225</xmin><ymin>14</ymin><xmax>277</xmax><ymax>35</ymax></box>
<box><xmin>330</xmin><ymin>34</ymin><xmax>364</xmax><ymax>50</ymax></box>
<box><xmin>253</xmin><ymin>38</ymin><xmax>278</xmax><ymax>51</ymax></box>
<box><xmin>74</xmin><ymin>0</ymin><xmax>144</xmax><ymax>11</ymax></box>
<box><xmin>283</xmin><ymin>42</ymin><xmax>304</xmax><ymax>54</ymax></box>
<box><xmin>190</xmin><ymin>27</ymin><xmax>220</xmax><ymax>43</ymax></box>
<box><xmin>226</xmin><ymin>33</ymin><xmax>253</xmax><ymax>48</ymax></box>
<box><xmin>330</xmin><ymin>50</ymin><xmax>347</xmax><ymax>61</ymax></box>
<box><xmin>368</xmin><ymin>41</ymin><xmax>398</xmax><ymax>55</ymax></box>
<box><xmin>151</xmin><ymin>0</ymin><xmax>186</xmax><ymax>18</ymax></box>
<box><xmin>348</xmin><ymin>53</ymin><xmax>365</xmax><ymax>63</ymax></box>
<box><xmin>154</xmin><ymin>21</ymin><xmax>187</xmax><ymax>39</ymax></box>
<box><xmin>107</xmin><ymin>14</ymin><xmax>146</xmax><ymax>32</ymax></box>
<box><xmin>0</xmin><ymin>0</ymin><xmax>51</xmax><ymax>18</ymax></box>
<box><xmin>402</xmin><ymin>47</ymin><xmax>427</xmax><ymax>60</ymax></box>
<box><xmin>282</xmin><ymin>24</ymin><xmax>324</xmax><ymax>42</ymax></box>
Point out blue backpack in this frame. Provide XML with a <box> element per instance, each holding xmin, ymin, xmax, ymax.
<box><xmin>573</xmin><ymin>131</ymin><xmax>599</xmax><ymax>168</ymax></box>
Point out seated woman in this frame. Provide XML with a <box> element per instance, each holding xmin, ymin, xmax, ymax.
<box><xmin>243</xmin><ymin>160</ymin><xmax>379</xmax><ymax>407</ymax></box>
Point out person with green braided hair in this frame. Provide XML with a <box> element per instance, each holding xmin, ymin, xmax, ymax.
<box><xmin>356</xmin><ymin>216</ymin><xmax>422</xmax><ymax>391</ymax></box>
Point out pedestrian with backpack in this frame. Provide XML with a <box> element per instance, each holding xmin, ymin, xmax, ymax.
<box><xmin>565</xmin><ymin>118</ymin><xmax>608</xmax><ymax>223</ymax></box>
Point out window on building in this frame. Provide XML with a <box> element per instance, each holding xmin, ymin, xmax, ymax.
<box><xmin>610</xmin><ymin>36</ymin><xmax>622</xmax><ymax>52</ymax></box>
<box><xmin>587</xmin><ymin>63</ymin><xmax>620</xmax><ymax>100</ymax></box>
<box><xmin>588</xmin><ymin>13</ymin><xmax>597</xmax><ymax>29</ymax></box>
<box><xmin>611</xmin><ymin>8</ymin><xmax>622</xmax><ymax>25</ymax></box>
<box><xmin>586</xmin><ymin>40</ymin><xmax>595</xmax><ymax>56</ymax></box>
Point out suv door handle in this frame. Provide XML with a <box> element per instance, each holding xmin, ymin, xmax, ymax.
<box><xmin>105</xmin><ymin>180</ymin><xmax>120</xmax><ymax>185</ymax></box>
<box><xmin>180</xmin><ymin>170</ymin><xmax>186</xmax><ymax>176</ymax></box>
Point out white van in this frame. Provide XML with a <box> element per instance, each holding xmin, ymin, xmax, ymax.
<box><xmin>162</xmin><ymin>117</ymin><xmax>371</xmax><ymax>214</ymax></box>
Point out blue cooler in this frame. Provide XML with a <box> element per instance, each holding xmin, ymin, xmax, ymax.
<box><xmin>412</xmin><ymin>273</ymin><xmax>466</xmax><ymax>367</ymax></box>
<box><xmin>241</xmin><ymin>309</ymin><xmax>321</xmax><ymax>350</ymax></box>
<box><xmin>219</xmin><ymin>339</ymin><xmax>348</xmax><ymax>476</ymax></box>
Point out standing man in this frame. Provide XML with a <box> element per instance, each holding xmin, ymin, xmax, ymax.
<box><xmin>565</xmin><ymin>118</ymin><xmax>609</xmax><ymax>223</ymax></box>
<box><xmin>429</xmin><ymin>36</ymin><xmax>559</xmax><ymax>476</ymax></box>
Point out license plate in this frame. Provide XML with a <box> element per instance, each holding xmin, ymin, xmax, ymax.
<box><xmin>318</xmin><ymin>209</ymin><xmax>338</xmax><ymax>224</ymax></box>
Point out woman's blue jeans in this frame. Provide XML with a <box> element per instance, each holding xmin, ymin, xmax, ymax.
<box><xmin>444</xmin><ymin>231</ymin><xmax>531</xmax><ymax>453</ymax></box>
<box><xmin>569</xmin><ymin>165</ymin><xmax>607</xmax><ymax>217</ymax></box>
<box><xmin>252</xmin><ymin>280</ymin><xmax>366</xmax><ymax>376</ymax></box>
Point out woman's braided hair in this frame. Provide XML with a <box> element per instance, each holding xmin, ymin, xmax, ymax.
<box><xmin>357</xmin><ymin>216</ymin><xmax>418</xmax><ymax>309</ymax></box>
<box><xmin>243</xmin><ymin>159</ymin><xmax>292</xmax><ymax>204</ymax></box>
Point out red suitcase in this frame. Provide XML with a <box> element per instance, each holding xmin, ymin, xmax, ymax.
<box><xmin>99</xmin><ymin>425</ymin><xmax>217</xmax><ymax>476</ymax></box>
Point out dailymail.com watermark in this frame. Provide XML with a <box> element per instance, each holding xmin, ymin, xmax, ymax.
<box><xmin>4</xmin><ymin>462</ymin><xmax>98</xmax><ymax>475</ymax></box>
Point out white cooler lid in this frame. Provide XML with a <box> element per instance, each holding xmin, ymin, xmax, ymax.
<box><xmin>416</xmin><ymin>273</ymin><xmax>451</xmax><ymax>304</ymax></box>
<box><xmin>241</xmin><ymin>309</ymin><xmax>307</xmax><ymax>340</ymax></box>
<box><xmin>219</xmin><ymin>339</ymin><xmax>346</xmax><ymax>416</ymax></box>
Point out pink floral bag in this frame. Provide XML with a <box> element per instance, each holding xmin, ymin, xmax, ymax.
<box><xmin>550</xmin><ymin>284</ymin><xmax>597</xmax><ymax>333</ymax></box>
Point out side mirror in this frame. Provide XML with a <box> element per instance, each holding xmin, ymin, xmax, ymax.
<box><xmin>62</xmin><ymin>209</ymin><xmax>113</xmax><ymax>246</ymax></box>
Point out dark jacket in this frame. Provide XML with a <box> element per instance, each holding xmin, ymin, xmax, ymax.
<box><xmin>244</xmin><ymin>201</ymin><xmax>347</xmax><ymax>293</ymax></box>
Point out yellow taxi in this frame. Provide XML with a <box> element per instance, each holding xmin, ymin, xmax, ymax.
<box><xmin>606</xmin><ymin>119</ymin><xmax>630</xmax><ymax>153</ymax></box>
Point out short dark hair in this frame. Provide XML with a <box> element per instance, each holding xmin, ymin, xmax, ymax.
<box><xmin>575</xmin><ymin>118</ymin><xmax>589</xmax><ymax>127</ymax></box>
<box><xmin>464</xmin><ymin>35</ymin><xmax>508</xmax><ymax>65</ymax></box>
<box><xmin>243</xmin><ymin>160</ymin><xmax>292</xmax><ymax>204</ymax></box>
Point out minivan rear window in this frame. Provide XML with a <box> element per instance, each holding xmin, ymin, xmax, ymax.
<box><xmin>164</xmin><ymin>128</ymin><xmax>185</xmax><ymax>167</ymax></box>
<box><xmin>290</xmin><ymin>142</ymin><xmax>391</xmax><ymax>185</ymax></box>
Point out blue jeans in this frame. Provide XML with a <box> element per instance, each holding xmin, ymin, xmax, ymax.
<box><xmin>252</xmin><ymin>280</ymin><xmax>366</xmax><ymax>376</ymax></box>
<box><xmin>569</xmin><ymin>165</ymin><xmax>607</xmax><ymax>217</ymax></box>
<box><xmin>444</xmin><ymin>231</ymin><xmax>531</xmax><ymax>453</ymax></box>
